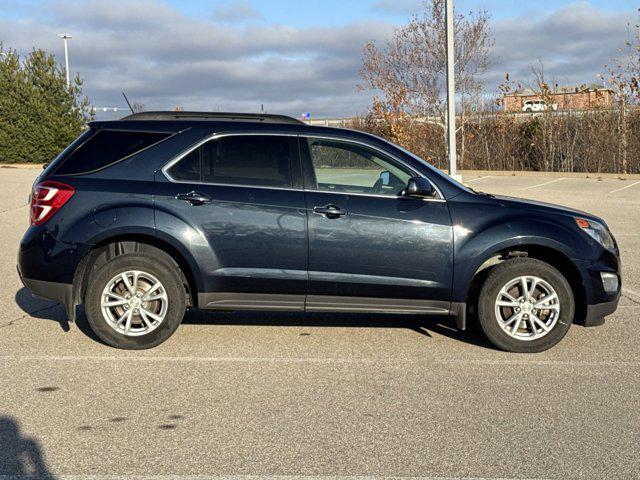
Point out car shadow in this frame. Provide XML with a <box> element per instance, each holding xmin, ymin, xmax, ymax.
<box><xmin>181</xmin><ymin>308</ymin><xmax>495</xmax><ymax>349</ymax></box>
<box><xmin>14</xmin><ymin>288</ymin><xmax>70</xmax><ymax>332</ymax></box>
<box><xmin>14</xmin><ymin>287</ymin><xmax>495</xmax><ymax>350</ymax></box>
<box><xmin>14</xmin><ymin>288</ymin><xmax>104</xmax><ymax>344</ymax></box>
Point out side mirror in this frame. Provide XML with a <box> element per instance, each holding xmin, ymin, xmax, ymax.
<box><xmin>401</xmin><ymin>177</ymin><xmax>435</xmax><ymax>198</ymax></box>
<box><xmin>379</xmin><ymin>170</ymin><xmax>390</xmax><ymax>186</ymax></box>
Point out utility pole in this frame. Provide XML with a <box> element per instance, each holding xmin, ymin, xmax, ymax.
<box><xmin>58</xmin><ymin>34</ymin><xmax>72</xmax><ymax>87</ymax></box>
<box><xmin>445</xmin><ymin>0</ymin><xmax>458</xmax><ymax>179</ymax></box>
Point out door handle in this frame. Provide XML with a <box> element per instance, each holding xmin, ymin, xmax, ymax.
<box><xmin>176</xmin><ymin>191</ymin><xmax>211</xmax><ymax>205</ymax></box>
<box><xmin>313</xmin><ymin>204</ymin><xmax>347</xmax><ymax>219</ymax></box>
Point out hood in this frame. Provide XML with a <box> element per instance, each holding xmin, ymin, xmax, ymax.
<box><xmin>490</xmin><ymin>194</ymin><xmax>604</xmax><ymax>223</ymax></box>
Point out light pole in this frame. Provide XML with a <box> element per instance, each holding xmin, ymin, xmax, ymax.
<box><xmin>445</xmin><ymin>0</ymin><xmax>459</xmax><ymax>179</ymax></box>
<box><xmin>57</xmin><ymin>33</ymin><xmax>72</xmax><ymax>87</ymax></box>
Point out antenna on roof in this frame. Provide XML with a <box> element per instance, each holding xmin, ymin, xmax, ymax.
<box><xmin>122</xmin><ymin>92</ymin><xmax>134</xmax><ymax>114</ymax></box>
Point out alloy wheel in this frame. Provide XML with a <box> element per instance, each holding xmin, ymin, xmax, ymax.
<box><xmin>494</xmin><ymin>275</ymin><xmax>560</xmax><ymax>341</ymax></box>
<box><xmin>100</xmin><ymin>270</ymin><xmax>169</xmax><ymax>337</ymax></box>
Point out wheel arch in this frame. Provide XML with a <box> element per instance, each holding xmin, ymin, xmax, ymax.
<box><xmin>71</xmin><ymin>234</ymin><xmax>201</xmax><ymax>318</ymax></box>
<box><xmin>462</xmin><ymin>243</ymin><xmax>587</xmax><ymax>328</ymax></box>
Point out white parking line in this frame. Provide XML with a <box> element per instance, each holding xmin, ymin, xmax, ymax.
<box><xmin>464</xmin><ymin>175</ymin><xmax>492</xmax><ymax>183</ymax></box>
<box><xmin>609</xmin><ymin>180</ymin><xmax>640</xmax><ymax>194</ymax></box>
<box><xmin>0</xmin><ymin>476</ymin><xmax>551</xmax><ymax>480</ymax></box>
<box><xmin>1</xmin><ymin>355</ymin><xmax>639</xmax><ymax>367</ymax></box>
<box><xmin>521</xmin><ymin>177</ymin><xmax>566</xmax><ymax>190</ymax></box>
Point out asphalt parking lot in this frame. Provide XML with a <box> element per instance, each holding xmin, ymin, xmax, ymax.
<box><xmin>1</xmin><ymin>167</ymin><xmax>639</xmax><ymax>479</ymax></box>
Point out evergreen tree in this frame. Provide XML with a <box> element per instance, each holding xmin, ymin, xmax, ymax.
<box><xmin>0</xmin><ymin>43</ymin><xmax>93</xmax><ymax>163</ymax></box>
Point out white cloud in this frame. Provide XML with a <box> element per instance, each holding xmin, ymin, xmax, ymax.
<box><xmin>0</xmin><ymin>1</ymin><xmax>635</xmax><ymax>117</ymax></box>
<box><xmin>488</xmin><ymin>2</ymin><xmax>634</xmax><ymax>88</ymax></box>
<box><xmin>213</xmin><ymin>2</ymin><xmax>264</xmax><ymax>23</ymax></box>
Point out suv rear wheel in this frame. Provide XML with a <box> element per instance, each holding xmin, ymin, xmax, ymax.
<box><xmin>477</xmin><ymin>258</ymin><xmax>574</xmax><ymax>353</ymax></box>
<box><xmin>85</xmin><ymin>253</ymin><xmax>186</xmax><ymax>349</ymax></box>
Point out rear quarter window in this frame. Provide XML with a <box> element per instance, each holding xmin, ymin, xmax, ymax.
<box><xmin>53</xmin><ymin>129</ymin><xmax>172</xmax><ymax>175</ymax></box>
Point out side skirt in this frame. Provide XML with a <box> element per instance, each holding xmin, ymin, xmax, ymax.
<box><xmin>198</xmin><ymin>292</ymin><xmax>457</xmax><ymax>318</ymax></box>
<box><xmin>198</xmin><ymin>293</ymin><xmax>305</xmax><ymax>311</ymax></box>
<box><xmin>305</xmin><ymin>295</ymin><xmax>450</xmax><ymax>315</ymax></box>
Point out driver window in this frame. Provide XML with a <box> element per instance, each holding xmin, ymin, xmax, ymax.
<box><xmin>307</xmin><ymin>138</ymin><xmax>413</xmax><ymax>196</ymax></box>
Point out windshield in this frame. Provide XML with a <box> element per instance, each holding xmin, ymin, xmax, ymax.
<box><xmin>379</xmin><ymin>138</ymin><xmax>475</xmax><ymax>196</ymax></box>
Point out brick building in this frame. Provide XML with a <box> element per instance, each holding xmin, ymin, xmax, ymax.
<box><xmin>503</xmin><ymin>84</ymin><xmax>614</xmax><ymax>112</ymax></box>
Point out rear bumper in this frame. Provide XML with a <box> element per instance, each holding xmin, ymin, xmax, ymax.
<box><xmin>18</xmin><ymin>226</ymin><xmax>90</xmax><ymax>285</ymax></box>
<box><xmin>18</xmin><ymin>262</ymin><xmax>75</xmax><ymax>320</ymax></box>
<box><xmin>19</xmin><ymin>273</ymin><xmax>73</xmax><ymax>307</ymax></box>
<box><xmin>17</xmin><ymin>226</ymin><xmax>92</xmax><ymax>322</ymax></box>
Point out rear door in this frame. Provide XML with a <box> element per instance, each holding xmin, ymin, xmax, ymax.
<box><xmin>154</xmin><ymin>133</ymin><xmax>308</xmax><ymax>311</ymax></box>
<box><xmin>300</xmin><ymin>136</ymin><xmax>453</xmax><ymax>313</ymax></box>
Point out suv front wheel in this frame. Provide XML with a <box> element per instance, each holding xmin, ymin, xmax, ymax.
<box><xmin>477</xmin><ymin>258</ymin><xmax>574</xmax><ymax>353</ymax></box>
<box><xmin>85</xmin><ymin>253</ymin><xmax>186</xmax><ymax>349</ymax></box>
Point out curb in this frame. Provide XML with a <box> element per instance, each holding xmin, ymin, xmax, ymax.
<box><xmin>457</xmin><ymin>170</ymin><xmax>640</xmax><ymax>180</ymax></box>
<box><xmin>0</xmin><ymin>164</ymin><xmax>43</xmax><ymax>169</ymax></box>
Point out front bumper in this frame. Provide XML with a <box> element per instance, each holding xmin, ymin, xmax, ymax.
<box><xmin>573</xmin><ymin>251</ymin><xmax>621</xmax><ymax>327</ymax></box>
<box><xmin>584</xmin><ymin>298</ymin><xmax>620</xmax><ymax>327</ymax></box>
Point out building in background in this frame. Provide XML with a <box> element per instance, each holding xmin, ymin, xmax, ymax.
<box><xmin>503</xmin><ymin>84</ymin><xmax>615</xmax><ymax>113</ymax></box>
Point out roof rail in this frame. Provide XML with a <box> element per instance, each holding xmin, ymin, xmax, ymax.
<box><xmin>120</xmin><ymin>111</ymin><xmax>305</xmax><ymax>125</ymax></box>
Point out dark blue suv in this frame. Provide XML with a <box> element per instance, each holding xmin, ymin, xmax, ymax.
<box><xmin>18</xmin><ymin>111</ymin><xmax>621</xmax><ymax>352</ymax></box>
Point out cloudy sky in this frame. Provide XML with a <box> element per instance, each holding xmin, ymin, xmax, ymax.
<box><xmin>0</xmin><ymin>0</ymin><xmax>637</xmax><ymax>119</ymax></box>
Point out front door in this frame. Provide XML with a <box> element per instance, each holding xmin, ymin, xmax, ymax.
<box><xmin>155</xmin><ymin>133</ymin><xmax>308</xmax><ymax>311</ymax></box>
<box><xmin>300</xmin><ymin>137</ymin><xmax>453</xmax><ymax>313</ymax></box>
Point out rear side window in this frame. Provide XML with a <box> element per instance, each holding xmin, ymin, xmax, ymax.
<box><xmin>166</xmin><ymin>135</ymin><xmax>293</xmax><ymax>188</ymax></box>
<box><xmin>168</xmin><ymin>149</ymin><xmax>200</xmax><ymax>182</ymax></box>
<box><xmin>54</xmin><ymin>129</ymin><xmax>171</xmax><ymax>175</ymax></box>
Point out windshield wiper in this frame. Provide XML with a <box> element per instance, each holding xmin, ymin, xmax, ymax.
<box><xmin>473</xmin><ymin>189</ymin><xmax>495</xmax><ymax>198</ymax></box>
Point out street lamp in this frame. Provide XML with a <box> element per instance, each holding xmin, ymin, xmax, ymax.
<box><xmin>57</xmin><ymin>33</ymin><xmax>72</xmax><ymax>87</ymax></box>
<box><xmin>445</xmin><ymin>0</ymin><xmax>459</xmax><ymax>180</ymax></box>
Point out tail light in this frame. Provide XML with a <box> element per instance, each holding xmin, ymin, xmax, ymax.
<box><xmin>30</xmin><ymin>181</ymin><xmax>75</xmax><ymax>226</ymax></box>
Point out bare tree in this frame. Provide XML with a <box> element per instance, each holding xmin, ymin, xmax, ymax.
<box><xmin>132</xmin><ymin>101</ymin><xmax>145</xmax><ymax>113</ymax></box>
<box><xmin>528</xmin><ymin>60</ymin><xmax>558</xmax><ymax>171</ymax></box>
<box><xmin>351</xmin><ymin>6</ymin><xmax>640</xmax><ymax>175</ymax></box>
<box><xmin>601</xmin><ymin>18</ymin><xmax>640</xmax><ymax>174</ymax></box>
<box><xmin>359</xmin><ymin>0</ymin><xmax>493</xmax><ymax>164</ymax></box>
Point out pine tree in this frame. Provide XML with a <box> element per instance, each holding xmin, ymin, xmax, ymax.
<box><xmin>0</xmin><ymin>43</ymin><xmax>93</xmax><ymax>164</ymax></box>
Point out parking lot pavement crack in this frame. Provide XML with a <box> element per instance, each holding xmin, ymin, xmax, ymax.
<box><xmin>621</xmin><ymin>288</ymin><xmax>640</xmax><ymax>305</ymax></box>
<box><xmin>622</xmin><ymin>293</ymin><xmax>640</xmax><ymax>306</ymax></box>
<box><xmin>0</xmin><ymin>304</ymin><xmax>60</xmax><ymax>329</ymax></box>
<box><xmin>0</xmin><ymin>202</ymin><xmax>28</xmax><ymax>215</ymax></box>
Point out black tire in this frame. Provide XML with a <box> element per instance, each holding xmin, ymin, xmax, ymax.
<box><xmin>477</xmin><ymin>258</ymin><xmax>574</xmax><ymax>353</ymax></box>
<box><xmin>85</xmin><ymin>253</ymin><xmax>186</xmax><ymax>349</ymax></box>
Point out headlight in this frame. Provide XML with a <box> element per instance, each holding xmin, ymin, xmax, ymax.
<box><xmin>575</xmin><ymin>218</ymin><xmax>615</xmax><ymax>250</ymax></box>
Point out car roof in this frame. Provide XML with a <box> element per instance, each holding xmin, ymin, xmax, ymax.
<box><xmin>87</xmin><ymin>111</ymin><xmax>379</xmax><ymax>143</ymax></box>
<box><xmin>120</xmin><ymin>111</ymin><xmax>306</xmax><ymax>125</ymax></box>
